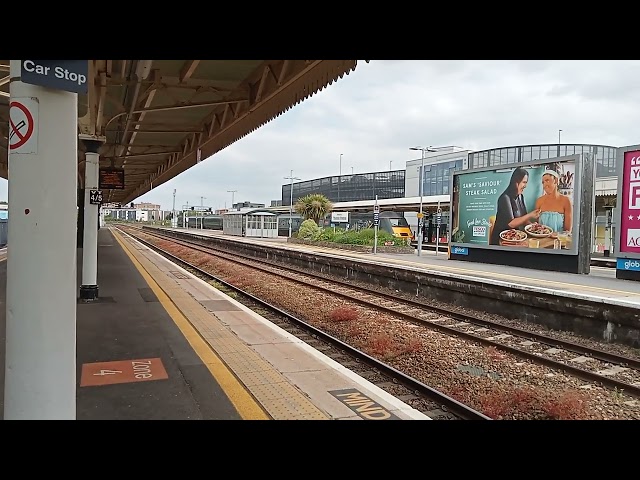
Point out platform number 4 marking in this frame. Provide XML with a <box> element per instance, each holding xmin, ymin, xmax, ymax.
<box><xmin>90</xmin><ymin>190</ymin><xmax>103</xmax><ymax>205</ymax></box>
<box><xmin>93</xmin><ymin>369</ymin><xmax>122</xmax><ymax>376</ymax></box>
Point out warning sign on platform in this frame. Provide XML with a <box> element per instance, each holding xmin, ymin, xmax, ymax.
<box><xmin>9</xmin><ymin>97</ymin><xmax>39</xmax><ymax>154</ymax></box>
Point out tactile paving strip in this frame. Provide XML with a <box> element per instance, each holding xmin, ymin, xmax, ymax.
<box><xmin>249</xmin><ymin>382</ymin><xmax>328</xmax><ymax>420</ymax></box>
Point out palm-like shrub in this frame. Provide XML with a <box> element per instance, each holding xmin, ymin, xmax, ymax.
<box><xmin>294</xmin><ymin>193</ymin><xmax>333</xmax><ymax>224</ymax></box>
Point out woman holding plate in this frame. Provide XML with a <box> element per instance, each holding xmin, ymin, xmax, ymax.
<box><xmin>489</xmin><ymin>167</ymin><xmax>541</xmax><ymax>245</ymax></box>
<box><xmin>534</xmin><ymin>168</ymin><xmax>573</xmax><ymax>233</ymax></box>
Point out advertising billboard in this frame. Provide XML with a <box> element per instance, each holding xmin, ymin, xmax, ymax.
<box><xmin>616</xmin><ymin>149</ymin><xmax>640</xmax><ymax>257</ymax></box>
<box><xmin>450</xmin><ymin>155</ymin><xmax>582</xmax><ymax>255</ymax></box>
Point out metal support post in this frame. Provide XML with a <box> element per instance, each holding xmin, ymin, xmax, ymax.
<box><xmin>79</xmin><ymin>136</ymin><xmax>105</xmax><ymax>301</ymax></box>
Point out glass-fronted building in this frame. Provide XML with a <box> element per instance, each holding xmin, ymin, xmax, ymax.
<box><xmin>405</xmin><ymin>147</ymin><xmax>471</xmax><ymax>199</ymax></box>
<box><xmin>282</xmin><ymin>170</ymin><xmax>405</xmax><ymax>206</ymax></box>
<box><xmin>468</xmin><ymin>144</ymin><xmax>617</xmax><ymax>178</ymax></box>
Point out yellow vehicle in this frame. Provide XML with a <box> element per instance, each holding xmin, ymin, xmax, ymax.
<box><xmin>379</xmin><ymin>211</ymin><xmax>414</xmax><ymax>241</ymax></box>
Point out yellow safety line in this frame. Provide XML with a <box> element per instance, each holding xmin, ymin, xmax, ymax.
<box><xmin>112</xmin><ymin>228</ymin><xmax>270</xmax><ymax>420</ymax></box>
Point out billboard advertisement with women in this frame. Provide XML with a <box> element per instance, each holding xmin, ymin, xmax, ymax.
<box><xmin>450</xmin><ymin>156</ymin><xmax>581</xmax><ymax>254</ymax></box>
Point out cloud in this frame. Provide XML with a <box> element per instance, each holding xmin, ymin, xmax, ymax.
<box><xmin>2</xmin><ymin>60</ymin><xmax>639</xmax><ymax>210</ymax></box>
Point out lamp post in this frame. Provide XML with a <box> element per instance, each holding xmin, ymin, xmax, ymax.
<box><xmin>227</xmin><ymin>190</ymin><xmax>237</xmax><ymax>210</ymax></box>
<box><xmin>410</xmin><ymin>146</ymin><xmax>437</xmax><ymax>256</ymax></box>
<box><xmin>338</xmin><ymin>153</ymin><xmax>343</xmax><ymax>202</ymax></box>
<box><xmin>284</xmin><ymin>170</ymin><xmax>301</xmax><ymax>237</ymax></box>
<box><xmin>172</xmin><ymin>188</ymin><xmax>176</xmax><ymax>228</ymax></box>
<box><xmin>558</xmin><ymin>129</ymin><xmax>562</xmax><ymax>144</ymax></box>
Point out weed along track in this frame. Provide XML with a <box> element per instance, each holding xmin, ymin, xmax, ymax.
<box><xmin>118</xmin><ymin>225</ymin><xmax>640</xmax><ymax>420</ymax></box>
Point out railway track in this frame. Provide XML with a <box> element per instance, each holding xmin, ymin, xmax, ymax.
<box><xmin>126</xmin><ymin>225</ymin><xmax>640</xmax><ymax>401</ymax></box>
<box><xmin>116</xmin><ymin>225</ymin><xmax>490</xmax><ymax>421</ymax></box>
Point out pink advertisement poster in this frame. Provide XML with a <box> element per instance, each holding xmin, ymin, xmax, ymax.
<box><xmin>620</xmin><ymin>150</ymin><xmax>640</xmax><ymax>254</ymax></box>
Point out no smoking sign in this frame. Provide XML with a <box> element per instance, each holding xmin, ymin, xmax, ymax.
<box><xmin>9</xmin><ymin>97</ymin><xmax>39</xmax><ymax>154</ymax></box>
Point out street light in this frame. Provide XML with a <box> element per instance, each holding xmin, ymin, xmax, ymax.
<box><xmin>558</xmin><ymin>129</ymin><xmax>562</xmax><ymax>144</ymax></box>
<box><xmin>200</xmin><ymin>196</ymin><xmax>206</xmax><ymax>229</ymax></box>
<box><xmin>338</xmin><ymin>153</ymin><xmax>343</xmax><ymax>202</ymax></box>
<box><xmin>410</xmin><ymin>146</ymin><xmax>437</xmax><ymax>257</ymax></box>
<box><xmin>284</xmin><ymin>170</ymin><xmax>301</xmax><ymax>238</ymax></box>
<box><xmin>172</xmin><ymin>188</ymin><xmax>176</xmax><ymax>228</ymax></box>
<box><xmin>227</xmin><ymin>190</ymin><xmax>237</xmax><ymax>210</ymax></box>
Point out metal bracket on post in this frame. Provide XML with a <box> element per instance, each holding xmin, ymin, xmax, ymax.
<box><xmin>79</xmin><ymin>134</ymin><xmax>106</xmax><ymax>154</ymax></box>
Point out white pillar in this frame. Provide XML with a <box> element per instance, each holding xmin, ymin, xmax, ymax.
<box><xmin>80</xmin><ymin>138</ymin><xmax>103</xmax><ymax>300</ymax></box>
<box><xmin>4</xmin><ymin>60</ymin><xmax>78</xmax><ymax>419</ymax></box>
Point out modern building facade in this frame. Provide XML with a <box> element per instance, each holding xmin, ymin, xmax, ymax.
<box><xmin>405</xmin><ymin>147</ymin><xmax>471</xmax><ymax>198</ymax></box>
<box><xmin>282</xmin><ymin>170</ymin><xmax>405</xmax><ymax>206</ymax></box>
<box><xmin>103</xmin><ymin>207</ymin><xmax>137</xmax><ymax>221</ymax></box>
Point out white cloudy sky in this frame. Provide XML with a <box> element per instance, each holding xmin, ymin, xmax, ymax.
<box><xmin>2</xmin><ymin>59</ymin><xmax>640</xmax><ymax>210</ymax></box>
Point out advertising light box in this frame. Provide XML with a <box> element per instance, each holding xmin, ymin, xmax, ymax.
<box><xmin>616</xmin><ymin>149</ymin><xmax>640</xmax><ymax>258</ymax></box>
<box><xmin>450</xmin><ymin>155</ymin><xmax>582</xmax><ymax>255</ymax></box>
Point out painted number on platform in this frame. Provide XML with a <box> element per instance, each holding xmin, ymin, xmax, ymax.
<box><xmin>93</xmin><ymin>369</ymin><xmax>122</xmax><ymax>376</ymax></box>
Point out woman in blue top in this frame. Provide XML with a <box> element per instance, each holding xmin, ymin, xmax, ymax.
<box><xmin>534</xmin><ymin>169</ymin><xmax>572</xmax><ymax>233</ymax></box>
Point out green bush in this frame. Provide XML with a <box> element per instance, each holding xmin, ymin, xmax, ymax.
<box><xmin>357</xmin><ymin>228</ymin><xmax>407</xmax><ymax>246</ymax></box>
<box><xmin>318</xmin><ymin>227</ymin><xmax>345</xmax><ymax>242</ymax></box>
<box><xmin>300</xmin><ymin>225</ymin><xmax>408</xmax><ymax>247</ymax></box>
<box><xmin>334</xmin><ymin>230</ymin><xmax>369</xmax><ymax>245</ymax></box>
<box><xmin>298</xmin><ymin>219</ymin><xmax>322</xmax><ymax>240</ymax></box>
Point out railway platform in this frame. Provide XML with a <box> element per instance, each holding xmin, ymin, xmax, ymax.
<box><xmin>154</xmin><ymin>226</ymin><xmax>640</xmax><ymax>308</ymax></box>
<box><xmin>0</xmin><ymin>227</ymin><xmax>430</xmax><ymax>420</ymax></box>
